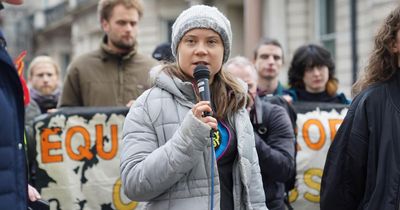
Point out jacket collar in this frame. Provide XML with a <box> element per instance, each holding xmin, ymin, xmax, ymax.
<box><xmin>257</xmin><ymin>81</ymin><xmax>285</xmax><ymax>96</ymax></box>
<box><xmin>100</xmin><ymin>35</ymin><xmax>137</xmax><ymax>61</ymax></box>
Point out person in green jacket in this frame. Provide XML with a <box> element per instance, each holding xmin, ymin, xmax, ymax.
<box><xmin>59</xmin><ymin>0</ymin><xmax>157</xmax><ymax>107</ymax></box>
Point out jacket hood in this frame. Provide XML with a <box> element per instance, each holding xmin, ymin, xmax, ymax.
<box><xmin>151</xmin><ymin>65</ymin><xmax>197</xmax><ymax>106</ymax></box>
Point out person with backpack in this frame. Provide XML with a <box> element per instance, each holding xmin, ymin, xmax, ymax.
<box><xmin>226</xmin><ymin>56</ymin><xmax>296</xmax><ymax>210</ymax></box>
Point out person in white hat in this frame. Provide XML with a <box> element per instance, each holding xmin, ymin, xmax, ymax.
<box><xmin>120</xmin><ymin>4</ymin><xmax>267</xmax><ymax>210</ymax></box>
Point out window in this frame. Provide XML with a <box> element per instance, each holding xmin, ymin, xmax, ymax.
<box><xmin>318</xmin><ymin>0</ymin><xmax>336</xmax><ymax>57</ymax></box>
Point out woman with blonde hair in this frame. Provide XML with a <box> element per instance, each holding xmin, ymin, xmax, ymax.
<box><xmin>120</xmin><ymin>5</ymin><xmax>266</xmax><ymax>210</ymax></box>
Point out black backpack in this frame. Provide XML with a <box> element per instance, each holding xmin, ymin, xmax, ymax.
<box><xmin>255</xmin><ymin>95</ymin><xmax>297</xmax><ymax>209</ymax></box>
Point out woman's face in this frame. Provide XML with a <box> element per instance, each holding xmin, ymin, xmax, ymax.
<box><xmin>177</xmin><ymin>28</ymin><xmax>224</xmax><ymax>82</ymax></box>
<box><xmin>303</xmin><ymin>65</ymin><xmax>329</xmax><ymax>93</ymax></box>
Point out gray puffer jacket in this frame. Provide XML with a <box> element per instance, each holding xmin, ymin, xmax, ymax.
<box><xmin>121</xmin><ymin>70</ymin><xmax>267</xmax><ymax>210</ymax></box>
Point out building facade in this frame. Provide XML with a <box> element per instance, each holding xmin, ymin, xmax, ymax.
<box><xmin>2</xmin><ymin>0</ymin><xmax>399</xmax><ymax>96</ymax></box>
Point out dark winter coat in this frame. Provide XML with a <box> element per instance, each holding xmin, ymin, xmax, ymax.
<box><xmin>0</xmin><ymin>29</ymin><xmax>28</xmax><ymax>210</ymax></box>
<box><xmin>321</xmin><ymin>69</ymin><xmax>400</xmax><ymax>210</ymax></box>
<box><xmin>251</xmin><ymin>96</ymin><xmax>296</xmax><ymax>210</ymax></box>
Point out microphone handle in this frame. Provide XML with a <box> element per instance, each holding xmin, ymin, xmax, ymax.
<box><xmin>198</xmin><ymin>78</ymin><xmax>211</xmax><ymax>116</ymax></box>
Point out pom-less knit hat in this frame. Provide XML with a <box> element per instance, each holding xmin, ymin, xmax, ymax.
<box><xmin>171</xmin><ymin>5</ymin><xmax>232</xmax><ymax>63</ymax></box>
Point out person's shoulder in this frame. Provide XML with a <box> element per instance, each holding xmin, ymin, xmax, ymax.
<box><xmin>139</xmin><ymin>85</ymin><xmax>171</xmax><ymax>104</ymax></box>
<box><xmin>351</xmin><ymin>83</ymin><xmax>385</xmax><ymax>108</ymax></box>
<box><xmin>260</xmin><ymin>99</ymin><xmax>287</xmax><ymax>117</ymax></box>
<box><xmin>132</xmin><ymin>52</ymin><xmax>158</xmax><ymax>65</ymax></box>
<box><xmin>285</xmin><ymin>88</ymin><xmax>298</xmax><ymax>101</ymax></box>
<box><xmin>335</xmin><ymin>92</ymin><xmax>351</xmax><ymax>105</ymax></box>
<box><xmin>356</xmin><ymin>83</ymin><xmax>385</xmax><ymax>99</ymax></box>
<box><xmin>261</xmin><ymin>94</ymin><xmax>288</xmax><ymax>105</ymax></box>
<box><xmin>68</xmin><ymin>49</ymin><xmax>102</xmax><ymax>69</ymax></box>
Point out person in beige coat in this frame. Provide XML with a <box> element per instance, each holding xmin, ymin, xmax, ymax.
<box><xmin>59</xmin><ymin>0</ymin><xmax>156</xmax><ymax>107</ymax></box>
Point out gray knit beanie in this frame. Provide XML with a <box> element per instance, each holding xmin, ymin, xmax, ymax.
<box><xmin>171</xmin><ymin>5</ymin><xmax>232</xmax><ymax>63</ymax></box>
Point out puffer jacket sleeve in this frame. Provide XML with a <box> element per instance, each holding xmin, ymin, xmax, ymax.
<box><xmin>120</xmin><ymin>91</ymin><xmax>211</xmax><ymax>201</ymax></box>
<box><xmin>240</xmin><ymin>110</ymin><xmax>268</xmax><ymax>209</ymax></box>
<box><xmin>249</xmin><ymin>144</ymin><xmax>269</xmax><ymax>210</ymax></box>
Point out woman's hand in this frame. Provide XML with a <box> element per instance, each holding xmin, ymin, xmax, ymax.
<box><xmin>192</xmin><ymin>101</ymin><xmax>218</xmax><ymax>130</ymax></box>
<box><xmin>28</xmin><ymin>184</ymin><xmax>41</xmax><ymax>201</ymax></box>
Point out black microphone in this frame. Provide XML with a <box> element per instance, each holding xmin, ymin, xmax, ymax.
<box><xmin>193</xmin><ymin>64</ymin><xmax>211</xmax><ymax>116</ymax></box>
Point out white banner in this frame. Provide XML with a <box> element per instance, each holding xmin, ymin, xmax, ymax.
<box><xmin>33</xmin><ymin>107</ymin><xmax>145</xmax><ymax>210</ymax></box>
<box><xmin>32</xmin><ymin>104</ymin><xmax>348</xmax><ymax>210</ymax></box>
<box><xmin>288</xmin><ymin>104</ymin><xmax>348</xmax><ymax>210</ymax></box>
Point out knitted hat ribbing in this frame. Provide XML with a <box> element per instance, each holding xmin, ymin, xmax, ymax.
<box><xmin>171</xmin><ymin>5</ymin><xmax>232</xmax><ymax>63</ymax></box>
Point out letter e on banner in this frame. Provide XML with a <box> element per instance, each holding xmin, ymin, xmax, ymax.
<box><xmin>41</xmin><ymin>128</ymin><xmax>63</xmax><ymax>163</ymax></box>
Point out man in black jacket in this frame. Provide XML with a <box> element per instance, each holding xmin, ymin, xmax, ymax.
<box><xmin>226</xmin><ymin>56</ymin><xmax>296</xmax><ymax>210</ymax></box>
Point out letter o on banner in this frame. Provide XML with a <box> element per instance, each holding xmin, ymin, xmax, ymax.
<box><xmin>302</xmin><ymin>119</ymin><xmax>325</xmax><ymax>151</ymax></box>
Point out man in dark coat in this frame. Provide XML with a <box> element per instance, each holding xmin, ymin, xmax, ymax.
<box><xmin>226</xmin><ymin>56</ymin><xmax>296</xmax><ymax>210</ymax></box>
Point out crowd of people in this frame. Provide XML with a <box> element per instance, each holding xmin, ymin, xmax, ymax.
<box><xmin>2</xmin><ymin>0</ymin><xmax>400</xmax><ymax>209</ymax></box>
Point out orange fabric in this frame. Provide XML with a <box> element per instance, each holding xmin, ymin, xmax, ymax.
<box><xmin>14</xmin><ymin>50</ymin><xmax>30</xmax><ymax>106</ymax></box>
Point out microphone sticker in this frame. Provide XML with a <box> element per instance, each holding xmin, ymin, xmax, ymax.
<box><xmin>199</xmin><ymin>87</ymin><xmax>205</xmax><ymax>92</ymax></box>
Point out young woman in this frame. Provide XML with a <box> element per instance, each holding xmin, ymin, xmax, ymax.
<box><xmin>120</xmin><ymin>5</ymin><xmax>266</xmax><ymax>210</ymax></box>
<box><xmin>321</xmin><ymin>6</ymin><xmax>400</xmax><ymax>210</ymax></box>
<box><xmin>287</xmin><ymin>44</ymin><xmax>350</xmax><ymax>104</ymax></box>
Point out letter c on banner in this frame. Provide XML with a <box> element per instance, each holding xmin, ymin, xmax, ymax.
<box><xmin>65</xmin><ymin>126</ymin><xmax>93</xmax><ymax>160</ymax></box>
<box><xmin>113</xmin><ymin>178</ymin><xmax>138</xmax><ymax>209</ymax></box>
<box><xmin>302</xmin><ymin>119</ymin><xmax>325</xmax><ymax>150</ymax></box>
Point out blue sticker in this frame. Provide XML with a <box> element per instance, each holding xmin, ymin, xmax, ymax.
<box><xmin>213</xmin><ymin>121</ymin><xmax>231</xmax><ymax>160</ymax></box>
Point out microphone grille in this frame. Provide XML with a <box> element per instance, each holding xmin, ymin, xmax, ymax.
<box><xmin>193</xmin><ymin>65</ymin><xmax>210</xmax><ymax>80</ymax></box>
